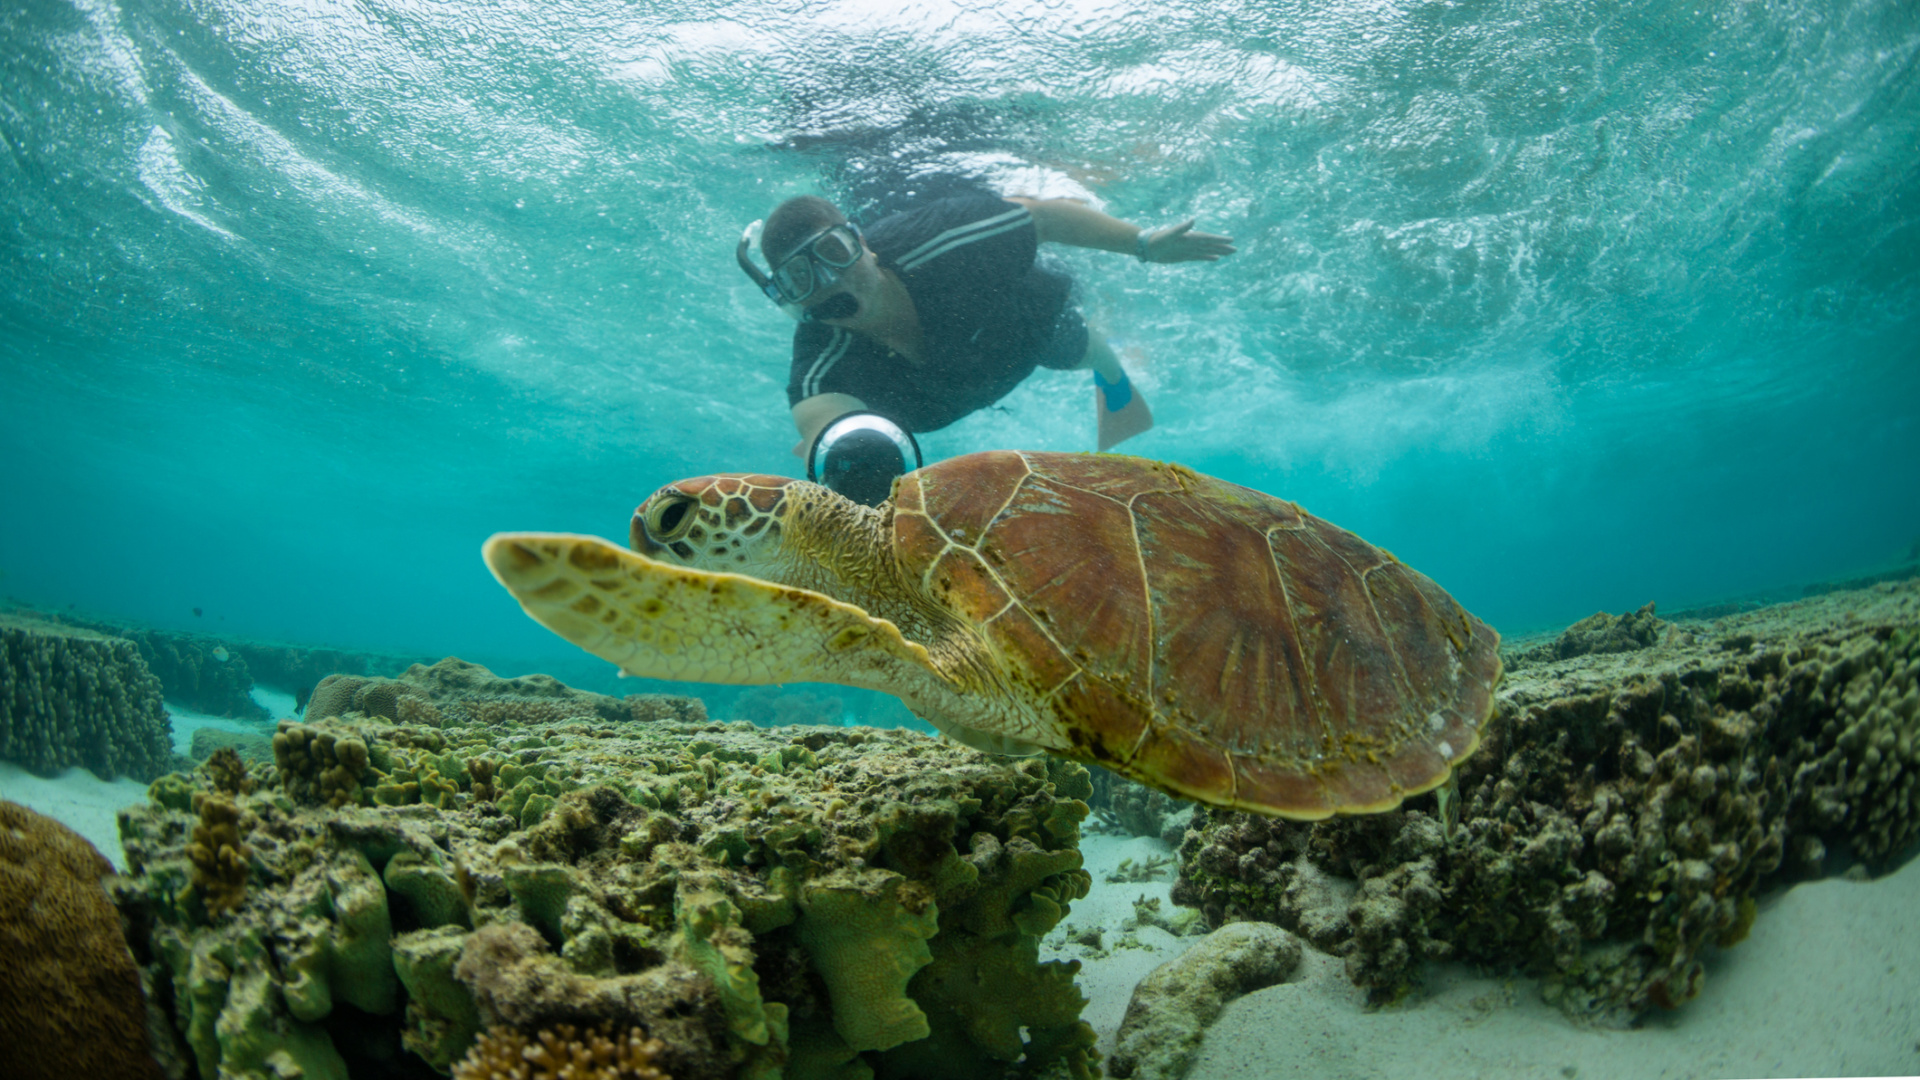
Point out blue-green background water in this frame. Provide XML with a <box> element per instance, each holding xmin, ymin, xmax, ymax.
<box><xmin>2</xmin><ymin>0</ymin><xmax>1917</xmax><ymax>698</ymax></box>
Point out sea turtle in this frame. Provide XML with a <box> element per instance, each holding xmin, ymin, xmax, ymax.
<box><xmin>482</xmin><ymin>451</ymin><xmax>1501</xmax><ymax>819</ymax></box>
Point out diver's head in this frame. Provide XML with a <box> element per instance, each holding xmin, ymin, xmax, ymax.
<box><xmin>738</xmin><ymin>196</ymin><xmax>870</xmax><ymax>322</ymax></box>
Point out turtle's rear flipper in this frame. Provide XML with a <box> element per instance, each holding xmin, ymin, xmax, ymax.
<box><xmin>483</xmin><ymin>532</ymin><xmax>955</xmax><ymax>694</ymax></box>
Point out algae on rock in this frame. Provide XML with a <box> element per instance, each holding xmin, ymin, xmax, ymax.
<box><xmin>116</xmin><ymin>705</ymin><xmax>1100</xmax><ymax>1080</ymax></box>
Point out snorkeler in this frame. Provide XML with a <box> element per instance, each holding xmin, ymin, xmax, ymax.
<box><xmin>734</xmin><ymin>193</ymin><xmax>1235</xmax><ymax>504</ymax></box>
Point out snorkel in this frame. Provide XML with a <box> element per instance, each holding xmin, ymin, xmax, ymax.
<box><xmin>735</xmin><ymin>220</ymin><xmax>860</xmax><ymax>323</ymax></box>
<box><xmin>736</xmin><ymin>221</ymin><xmax>804</xmax><ymax>320</ymax></box>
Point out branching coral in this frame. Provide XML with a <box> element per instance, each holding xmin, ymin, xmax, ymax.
<box><xmin>452</xmin><ymin>1021</ymin><xmax>669</xmax><ymax>1080</ymax></box>
<box><xmin>271</xmin><ymin>720</ymin><xmax>369</xmax><ymax>807</ymax></box>
<box><xmin>184</xmin><ymin>791</ymin><xmax>250</xmax><ymax>917</ymax></box>
<box><xmin>203</xmin><ymin>745</ymin><xmax>256</xmax><ymax>795</ymax></box>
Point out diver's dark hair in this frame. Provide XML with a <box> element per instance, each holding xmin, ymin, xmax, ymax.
<box><xmin>763</xmin><ymin>196</ymin><xmax>847</xmax><ymax>267</ymax></box>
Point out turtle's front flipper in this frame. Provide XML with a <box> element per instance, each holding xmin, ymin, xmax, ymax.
<box><xmin>482</xmin><ymin>532</ymin><xmax>951</xmax><ymax>692</ymax></box>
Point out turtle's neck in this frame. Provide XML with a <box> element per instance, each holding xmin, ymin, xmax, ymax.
<box><xmin>778</xmin><ymin>485</ymin><xmax>940</xmax><ymax>640</ymax></box>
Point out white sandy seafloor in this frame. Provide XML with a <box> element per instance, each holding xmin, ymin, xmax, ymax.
<box><xmin>2</xmin><ymin>692</ymin><xmax>1916</xmax><ymax>1079</ymax></box>
<box><xmin>1048</xmin><ymin>832</ymin><xmax>1920</xmax><ymax>1080</ymax></box>
<box><xmin>0</xmin><ymin>687</ymin><xmax>296</xmax><ymax>870</ymax></box>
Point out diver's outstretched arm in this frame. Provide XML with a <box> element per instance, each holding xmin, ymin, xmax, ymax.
<box><xmin>1005</xmin><ymin>197</ymin><xmax>1236</xmax><ymax>263</ymax></box>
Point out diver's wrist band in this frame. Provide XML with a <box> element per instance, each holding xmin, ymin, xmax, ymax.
<box><xmin>1135</xmin><ymin>228</ymin><xmax>1154</xmax><ymax>262</ymax></box>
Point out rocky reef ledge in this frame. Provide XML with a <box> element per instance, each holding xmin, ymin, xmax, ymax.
<box><xmin>115</xmin><ymin>703</ymin><xmax>1098</xmax><ymax>1080</ymax></box>
<box><xmin>1174</xmin><ymin>579</ymin><xmax>1920</xmax><ymax>1021</ymax></box>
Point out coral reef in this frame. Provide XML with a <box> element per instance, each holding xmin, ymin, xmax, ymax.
<box><xmin>1086</xmin><ymin>769</ymin><xmax>1192</xmax><ymax>846</ymax></box>
<box><xmin>304</xmin><ymin>657</ymin><xmax>706</xmax><ymax>729</ymax></box>
<box><xmin>1505</xmin><ymin>602</ymin><xmax>1674</xmax><ymax>670</ymax></box>
<box><xmin>190</xmin><ymin>726</ymin><xmax>273</xmax><ymax>765</ymax></box>
<box><xmin>1106</xmin><ymin>922</ymin><xmax>1301</xmax><ymax>1080</ymax></box>
<box><xmin>48</xmin><ymin>608</ymin><xmax>431</xmax><ymax>717</ymax></box>
<box><xmin>1173</xmin><ymin>580</ymin><xmax>1920</xmax><ymax>1019</ymax></box>
<box><xmin>272</xmin><ymin>721</ymin><xmax>371</xmax><ymax>808</ymax></box>
<box><xmin>0</xmin><ymin>800</ymin><xmax>165</xmax><ymax>1080</ymax></box>
<box><xmin>228</xmin><ymin>641</ymin><xmax>431</xmax><ymax>703</ymax></box>
<box><xmin>115</xmin><ymin>708</ymin><xmax>1100</xmax><ymax>1080</ymax></box>
<box><xmin>115</xmin><ymin>627</ymin><xmax>268</xmax><ymax>720</ymax></box>
<box><xmin>452</xmin><ymin>1021</ymin><xmax>669</xmax><ymax>1080</ymax></box>
<box><xmin>0</xmin><ymin>613</ymin><xmax>174</xmax><ymax>780</ymax></box>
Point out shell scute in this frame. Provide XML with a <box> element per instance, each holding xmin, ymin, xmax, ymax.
<box><xmin>1049</xmin><ymin>674</ymin><xmax>1152</xmax><ymax>765</ymax></box>
<box><xmin>981</xmin><ymin>603</ymin><xmax>1078</xmax><ymax>699</ymax></box>
<box><xmin>904</xmin><ymin>450</ymin><xmax>1030</xmax><ymax>540</ymax></box>
<box><xmin>925</xmin><ymin>547</ymin><xmax>1008</xmax><ymax>621</ymax></box>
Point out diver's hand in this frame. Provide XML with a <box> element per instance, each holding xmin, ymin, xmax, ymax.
<box><xmin>1141</xmin><ymin>220</ymin><xmax>1236</xmax><ymax>263</ymax></box>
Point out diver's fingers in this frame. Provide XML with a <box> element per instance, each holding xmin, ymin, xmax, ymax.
<box><xmin>1151</xmin><ymin>220</ymin><xmax>1238</xmax><ymax>261</ymax></box>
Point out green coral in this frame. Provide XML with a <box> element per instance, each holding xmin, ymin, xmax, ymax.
<box><xmin>384</xmin><ymin>850</ymin><xmax>470</xmax><ymax>929</ymax></box>
<box><xmin>392</xmin><ymin>926</ymin><xmax>485</xmax><ymax>1072</ymax></box>
<box><xmin>118</xmin><ymin>702</ymin><xmax>1102</xmax><ymax>1080</ymax></box>
<box><xmin>797</xmin><ymin>873</ymin><xmax>939</xmax><ymax>1053</ymax></box>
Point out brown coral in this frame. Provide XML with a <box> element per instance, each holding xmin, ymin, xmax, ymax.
<box><xmin>0</xmin><ymin>800</ymin><xmax>164</xmax><ymax>1080</ymax></box>
<box><xmin>453</xmin><ymin>1021</ymin><xmax>669</xmax><ymax>1080</ymax></box>
<box><xmin>1507</xmin><ymin>602</ymin><xmax>1673</xmax><ymax>669</ymax></box>
<box><xmin>184</xmin><ymin>790</ymin><xmax>250</xmax><ymax>917</ymax></box>
<box><xmin>306</xmin><ymin>657</ymin><xmax>708</xmax><ymax>729</ymax></box>
<box><xmin>203</xmin><ymin>745</ymin><xmax>256</xmax><ymax>795</ymax></box>
<box><xmin>272</xmin><ymin>720</ymin><xmax>369</xmax><ymax>807</ymax></box>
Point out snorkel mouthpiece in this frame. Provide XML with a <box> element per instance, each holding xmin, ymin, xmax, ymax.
<box><xmin>810</xmin><ymin>293</ymin><xmax>859</xmax><ymax>321</ymax></box>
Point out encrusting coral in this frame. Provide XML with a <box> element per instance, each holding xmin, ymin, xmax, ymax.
<box><xmin>452</xmin><ymin>1021</ymin><xmax>669</xmax><ymax>1080</ymax></box>
<box><xmin>0</xmin><ymin>613</ymin><xmax>173</xmax><ymax>780</ymax></box>
<box><xmin>115</xmin><ymin>687</ymin><xmax>1101</xmax><ymax>1080</ymax></box>
<box><xmin>1505</xmin><ymin>601</ymin><xmax>1676</xmax><ymax>669</ymax></box>
<box><xmin>1172</xmin><ymin>580</ymin><xmax>1920</xmax><ymax>1019</ymax></box>
<box><xmin>1</xmin><ymin>800</ymin><xmax>165</xmax><ymax>1080</ymax></box>
<box><xmin>305</xmin><ymin>657</ymin><xmax>706</xmax><ymax>729</ymax></box>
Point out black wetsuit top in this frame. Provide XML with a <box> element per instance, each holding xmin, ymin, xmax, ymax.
<box><xmin>785</xmin><ymin>196</ymin><xmax>1087</xmax><ymax>433</ymax></box>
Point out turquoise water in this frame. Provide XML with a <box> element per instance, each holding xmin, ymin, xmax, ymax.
<box><xmin>2</xmin><ymin>0</ymin><xmax>1917</xmax><ymax>689</ymax></box>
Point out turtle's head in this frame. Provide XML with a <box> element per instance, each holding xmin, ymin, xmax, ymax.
<box><xmin>631</xmin><ymin>473</ymin><xmax>809</xmax><ymax>574</ymax></box>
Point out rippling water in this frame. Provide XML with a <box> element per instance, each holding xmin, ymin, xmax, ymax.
<box><xmin>1</xmin><ymin>0</ymin><xmax>1916</xmax><ymax>675</ymax></box>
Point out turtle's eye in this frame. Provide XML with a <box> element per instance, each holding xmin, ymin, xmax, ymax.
<box><xmin>647</xmin><ymin>495</ymin><xmax>698</xmax><ymax>541</ymax></box>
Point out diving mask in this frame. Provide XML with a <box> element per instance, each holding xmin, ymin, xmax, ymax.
<box><xmin>736</xmin><ymin>220</ymin><xmax>865</xmax><ymax>321</ymax></box>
